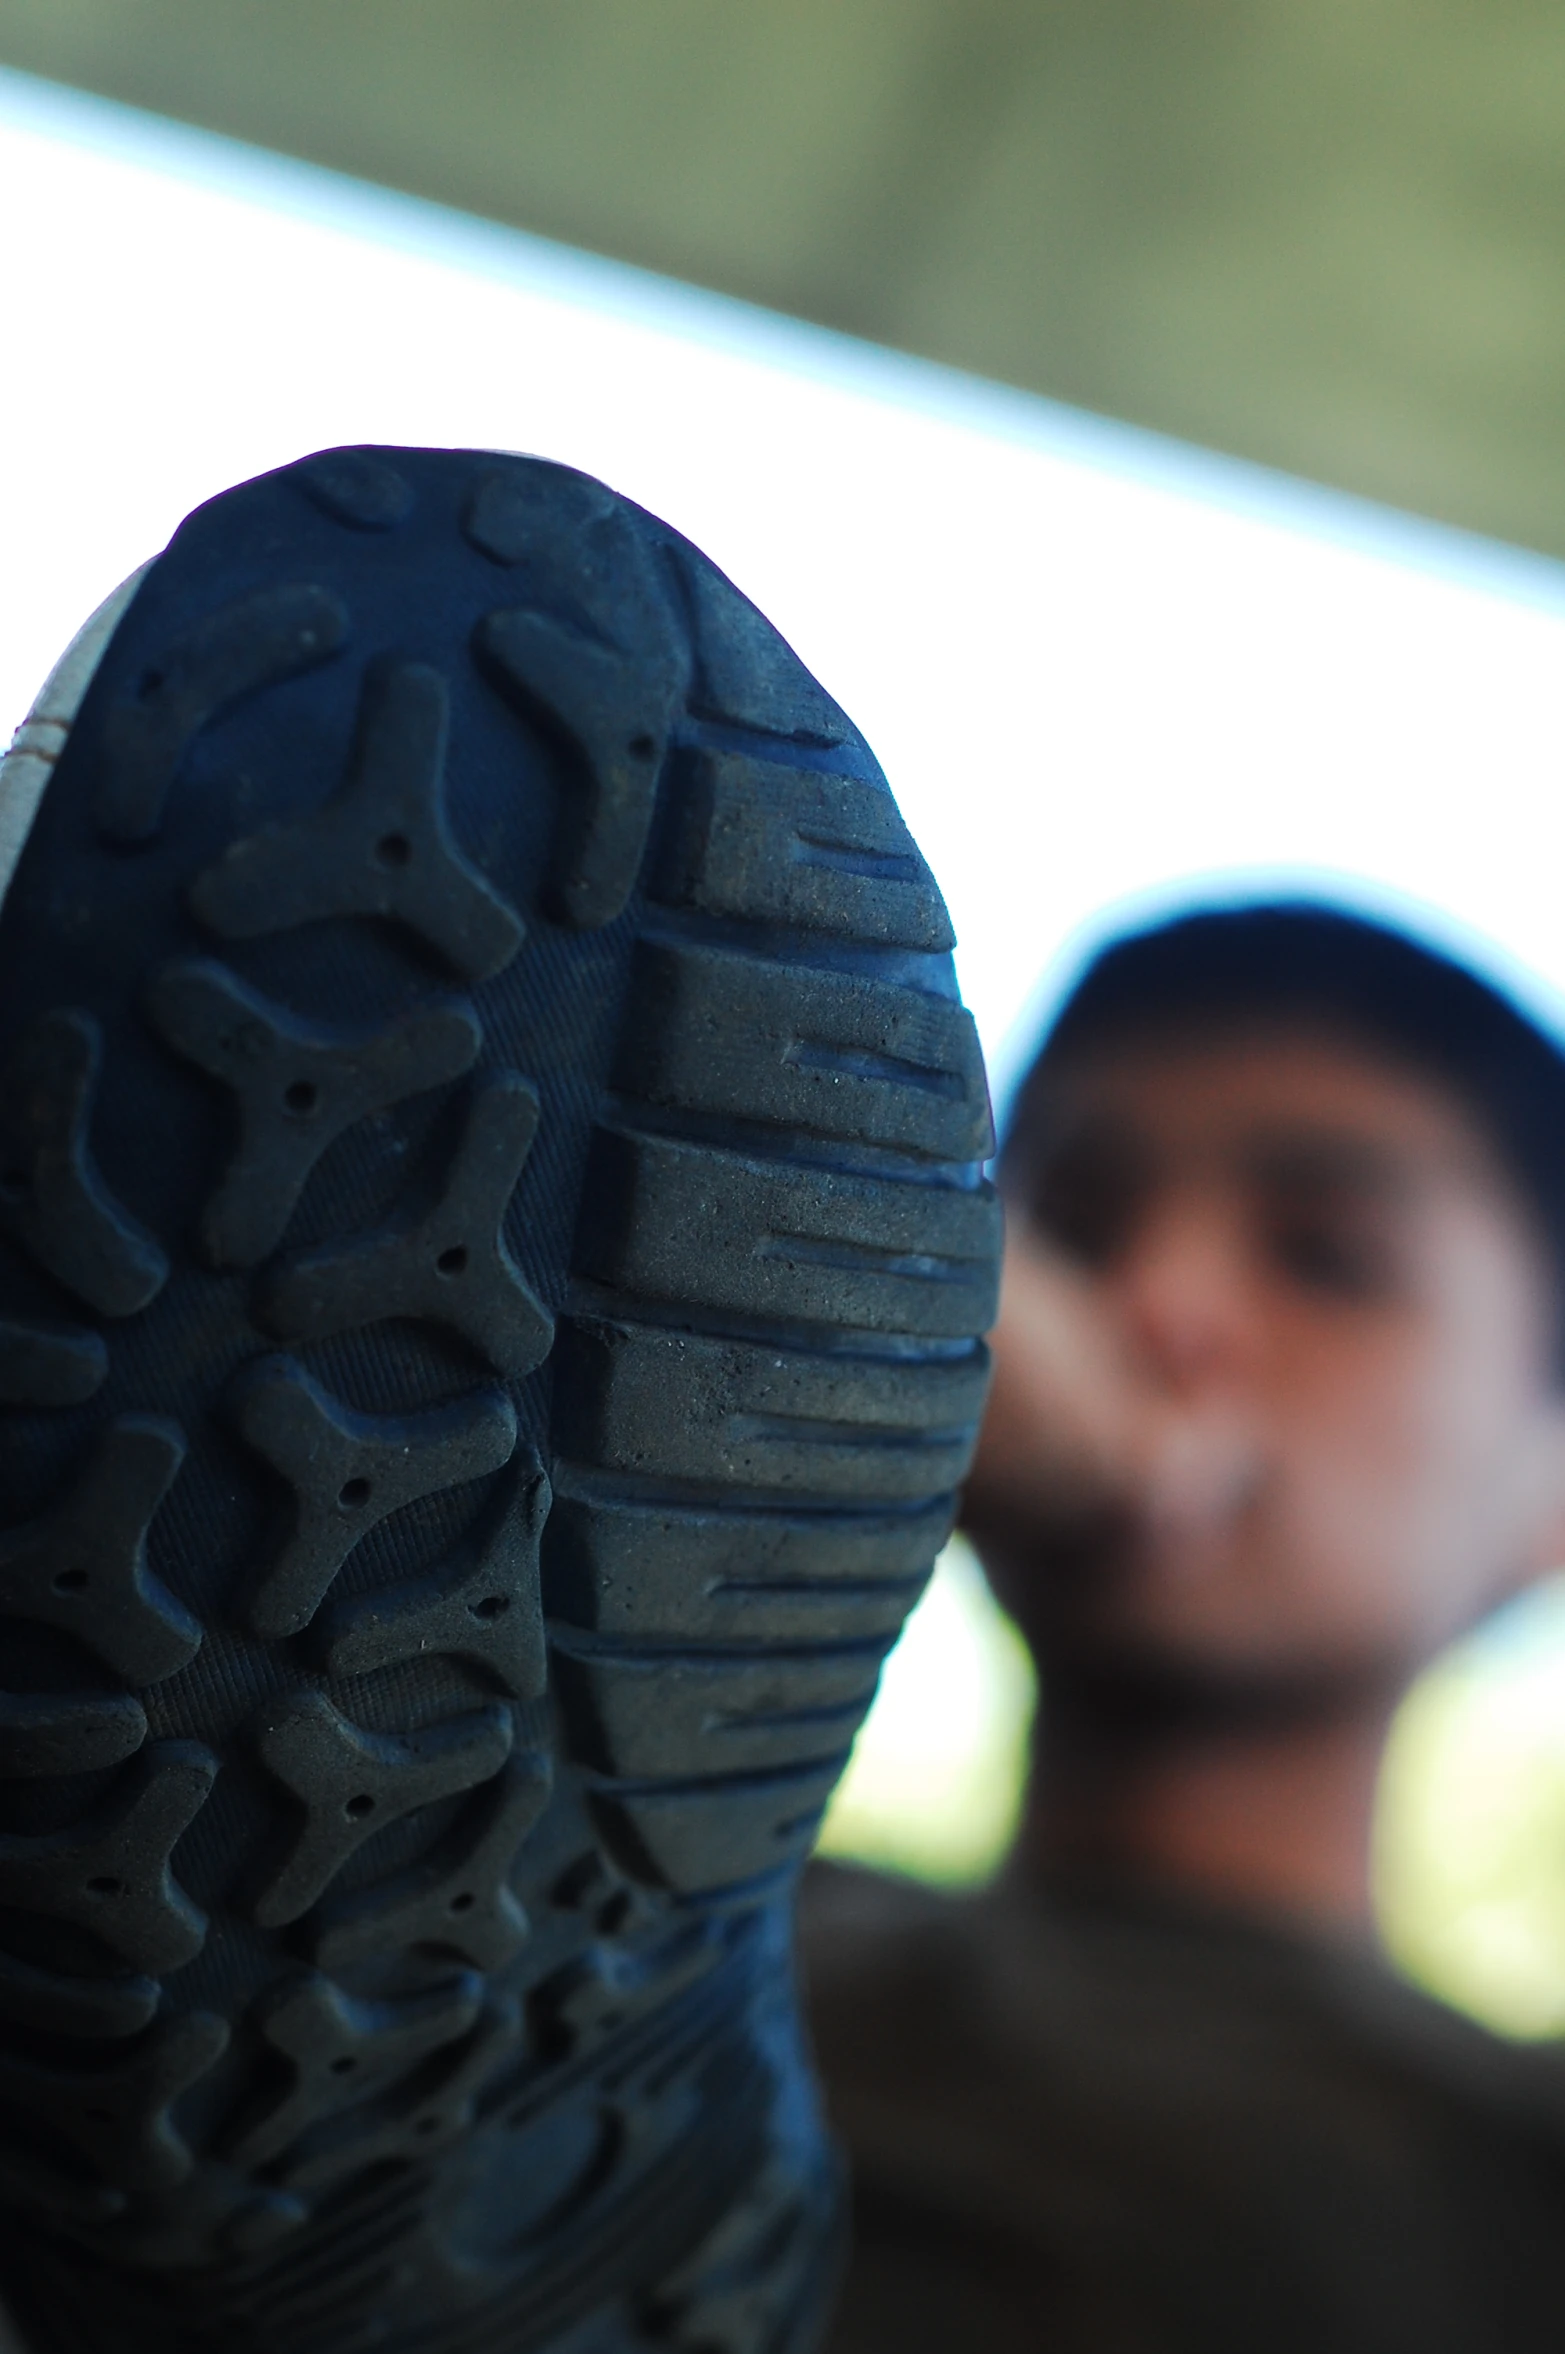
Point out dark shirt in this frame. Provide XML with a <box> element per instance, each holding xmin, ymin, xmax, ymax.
<box><xmin>799</xmin><ymin>1861</ymin><xmax>1565</xmax><ymax>2354</ymax></box>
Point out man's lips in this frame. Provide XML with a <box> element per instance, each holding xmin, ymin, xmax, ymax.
<box><xmin>1133</xmin><ymin>1407</ymin><xmax>1267</xmax><ymax>1559</ymax></box>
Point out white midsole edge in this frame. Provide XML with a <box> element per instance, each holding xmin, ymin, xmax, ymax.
<box><xmin>0</xmin><ymin>561</ymin><xmax>153</xmax><ymax>911</ymax></box>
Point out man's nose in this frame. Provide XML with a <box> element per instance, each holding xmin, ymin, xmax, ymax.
<box><xmin>1115</xmin><ymin>1193</ymin><xmax>1256</xmax><ymax>1390</ymax></box>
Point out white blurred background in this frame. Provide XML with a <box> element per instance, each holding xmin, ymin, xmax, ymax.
<box><xmin>8</xmin><ymin>66</ymin><xmax>1565</xmax><ymax>2037</ymax></box>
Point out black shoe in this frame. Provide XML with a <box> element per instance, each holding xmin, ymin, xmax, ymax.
<box><xmin>0</xmin><ymin>447</ymin><xmax>998</xmax><ymax>2354</ymax></box>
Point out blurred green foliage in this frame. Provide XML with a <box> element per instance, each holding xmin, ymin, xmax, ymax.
<box><xmin>819</xmin><ymin>1540</ymin><xmax>1035</xmax><ymax>1886</ymax></box>
<box><xmin>6</xmin><ymin>2</ymin><xmax>1565</xmax><ymax>552</ymax></box>
<box><xmin>1379</xmin><ymin>1577</ymin><xmax>1565</xmax><ymax>2039</ymax></box>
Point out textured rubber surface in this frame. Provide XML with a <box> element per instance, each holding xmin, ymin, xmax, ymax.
<box><xmin>0</xmin><ymin>447</ymin><xmax>998</xmax><ymax>2354</ymax></box>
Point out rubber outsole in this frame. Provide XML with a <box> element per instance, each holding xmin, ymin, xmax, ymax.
<box><xmin>0</xmin><ymin>446</ymin><xmax>998</xmax><ymax>2354</ymax></box>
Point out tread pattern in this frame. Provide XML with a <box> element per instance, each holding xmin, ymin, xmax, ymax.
<box><xmin>0</xmin><ymin>445</ymin><xmax>997</xmax><ymax>2354</ymax></box>
<box><xmin>299</xmin><ymin>451</ymin><xmax>413</xmax><ymax>532</ymax></box>
<box><xmin>615</xmin><ymin>940</ymin><xmax>989</xmax><ymax>1161</ymax></box>
<box><xmin>0</xmin><ymin>1742</ymin><xmax>217</xmax><ymax>1973</ymax></box>
<box><xmin>0</xmin><ymin>2011</ymin><xmax>228</xmax><ymax>2193</ymax></box>
<box><xmin>189</xmin><ymin>661</ymin><xmax>525</xmax><ymax>982</ymax></box>
<box><xmin>147</xmin><ymin>962</ymin><xmax>483</xmax><ymax>1269</ymax></box>
<box><xmin>96</xmin><ymin>585</ymin><xmax>348</xmax><ymax>841</ymax></box>
<box><xmin>545</xmin><ymin>1492</ymin><xmax>949</xmax><ymax>1647</ymax></box>
<box><xmin>557</xmin><ymin>1322</ymin><xmax>986</xmax><ymax>1500</ymax></box>
<box><xmin>476</xmin><ymin>607</ymin><xmax>679</xmax><ymax>931</ymax></box>
<box><xmin>655</xmin><ymin>747</ymin><xmax>955</xmax><ymax>951</ymax></box>
<box><xmin>232</xmin><ymin>1359</ymin><xmax>519</xmax><ymax>1639</ymax></box>
<box><xmin>590</xmin><ymin>1760</ymin><xmax>848</xmax><ymax>1897</ymax></box>
<box><xmin>676</xmin><ymin>543</ymin><xmax>855</xmax><ymax>745</ymax></box>
<box><xmin>468</xmin><ymin>472</ymin><xmax>689</xmax><ymax>929</ymax></box>
<box><xmin>0</xmin><ymin>1315</ymin><xmax>108</xmax><ymax>1407</ymax></box>
<box><xmin>223</xmin><ymin>1970</ymin><xmax>484</xmax><ymax>2173</ymax></box>
<box><xmin>255</xmin><ymin>1077</ymin><xmax>552</xmax><ymax>1375</ymax></box>
<box><xmin>312</xmin><ymin>1753</ymin><xmax>550</xmax><ymax>1972</ymax></box>
<box><xmin>0</xmin><ymin>1417</ymin><xmax>201</xmax><ymax>1681</ymax></box>
<box><xmin>0</xmin><ymin>1688</ymin><xmax>146</xmax><ymax>1781</ymax></box>
<box><xmin>551</xmin><ymin>1644</ymin><xmax>887</xmax><ymax>1778</ymax></box>
<box><xmin>319</xmin><ymin>1454</ymin><xmax>550</xmax><ymax>1695</ymax></box>
<box><xmin>578</xmin><ymin>1128</ymin><xmax>998</xmax><ymax>1338</ymax></box>
<box><xmin>0</xmin><ymin>1010</ymin><xmax>169</xmax><ymax>1315</ymax></box>
<box><xmin>271</xmin><ymin>1993</ymin><xmax>519</xmax><ymax>2196</ymax></box>
<box><xmin>251</xmin><ymin>1692</ymin><xmax>513</xmax><ymax>1927</ymax></box>
<box><xmin>0</xmin><ymin>1941</ymin><xmax>159</xmax><ymax>2042</ymax></box>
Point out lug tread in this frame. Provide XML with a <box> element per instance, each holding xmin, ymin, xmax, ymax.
<box><xmin>279</xmin><ymin>1992</ymin><xmax>521</xmax><ymax>2194</ymax></box>
<box><xmin>320</xmin><ymin>1453</ymin><xmax>549</xmax><ymax>1698</ymax></box>
<box><xmin>673</xmin><ymin>547</ymin><xmax>857</xmax><ymax>747</ymax></box>
<box><xmin>255</xmin><ymin>1076</ymin><xmax>552</xmax><ymax>1375</ymax></box>
<box><xmin>0</xmin><ymin>1742</ymin><xmax>218</xmax><ymax>1974</ymax></box>
<box><xmin>590</xmin><ymin>1759</ymin><xmax>844</xmax><ymax>1898</ymax></box>
<box><xmin>656</xmin><ymin>748</ymin><xmax>954</xmax><ymax>950</ymax></box>
<box><xmin>189</xmin><ymin>660</ymin><xmax>525</xmax><ymax>982</ymax></box>
<box><xmin>146</xmin><ymin>960</ymin><xmax>483</xmax><ymax>1269</ymax></box>
<box><xmin>0</xmin><ymin>445</ymin><xmax>994</xmax><ymax>2331</ymax></box>
<box><xmin>298</xmin><ymin>450</ymin><xmax>413</xmax><ymax>531</ymax></box>
<box><xmin>527</xmin><ymin>1925</ymin><xmax>722</xmax><ymax>2070</ymax></box>
<box><xmin>462</xmin><ymin>463</ymin><xmax>618</xmax><ymax>566</ymax></box>
<box><xmin>0</xmin><ymin>1314</ymin><xmax>108</xmax><ymax>1406</ymax></box>
<box><xmin>557</xmin><ymin>1320</ymin><xmax>987</xmax><ymax>1501</ymax></box>
<box><xmin>544</xmin><ymin>1493</ymin><xmax>950</xmax><ymax>1646</ymax></box>
<box><xmin>551</xmin><ymin>1642</ymin><xmax>888</xmax><ymax>1780</ymax></box>
<box><xmin>313</xmin><ymin>1753</ymin><xmax>551</xmax><ymax>1972</ymax></box>
<box><xmin>250</xmin><ymin>1690</ymin><xmax>515</xmax><ymax>1928</ymax></box>
<box><xmin>0</xmin><ymin>1946</ymin><xmax>160</xmax><ymax>2041</ymax></box>
<box><xmin>468</xmin><ymin>465</ymin><xmax>689</xmax><ymax>929</ymax></box>
<box><xmin>0</xmin><ymin>1417</ymin><xmax>200</xmax><ymax>1683</ymax></box>
<box><xmin>579</xmin><ymin>1126</ymin><xmax>1000</xmax><ymax>1337</ymax></box>
<box><xmin>0</xmin><ymin>2012</ymin><xmax>228</xmax><ymax>2193</ymax></box>
<box><xmin>233</xmin><ymin>1358</ymin><xmax>519</xmax><ymax>1639</ymax></box>
<box><xmin>476</xmin><ymin>608</ymin><xmax>680</xmax><ymax>932</ymax></box>
<box><xmin>616</xmin><ymin>940</ymin><xmax>992</xmax><ymax>1161</ymax></box>
<box><xmin>0</xmin><ymin>1010</ymin><xmax>169</xmax><ymax>1316</ymax></box>
<box><xmin>225</xmin><ymin>1969</ymin><xmax>483</xmax><ymax>2172</ymax></box>
<box><xmin>96</xmin><ymin>585</ymin><xmax>348</xmax><ymax>842</ymax></box>
<box><xmin>0</xmin><ymin>1689</ymin><xmax>147</xmax><ymax>1779</ymax></box>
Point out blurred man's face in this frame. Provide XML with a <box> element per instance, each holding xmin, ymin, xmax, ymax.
<box><xmin>964</xmin><ymin>1028</ymin><xmax>1565</xmax><ymax>1705</ymax></box>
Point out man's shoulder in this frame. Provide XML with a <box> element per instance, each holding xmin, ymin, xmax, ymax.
<box><xmin>797</xmin><ymin>1861</ymin><xmax>997</xmax><ymax>2064</ymax></box>
<box><xmin>798</xmin><ymin>1857</ymin><xmax>960</xmax><ymax>1963</ymax></box>
<box><xmin>803</xmin><ymin>1861</ymin><xmax>1565</xmax><ymax>2353</ymax></box>
<box><xmin>799</xmin><ymin>1855</ymin><xmax>1565</xmax><ymax>2147</ymax></box>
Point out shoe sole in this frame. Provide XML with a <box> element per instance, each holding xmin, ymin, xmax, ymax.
<box><xmin>0</xmin><ymin>446</ymin><xmax>998</xmax><ymax>2354</ymax></box>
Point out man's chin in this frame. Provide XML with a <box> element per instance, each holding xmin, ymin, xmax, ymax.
<box><xmin>969</xmin><ymin>1514</ymin><xmax>1401</xmax><ymax>1734</ymax></box>
<box><xmin>1038</xmin><ymin>1634</ymin><xmax>1391</xmax><ymax>1744</ymax></box>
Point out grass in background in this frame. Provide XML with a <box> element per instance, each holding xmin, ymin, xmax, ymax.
<box><xmin>1378</xmin><ymin>1575</ymin><xmax>1565</xmax><ymax>2039</ymax></box>
<box><xmin>817</xmin><ymin>1540</ymin><xmax>1035</xmax><ymax>1886</ymax></box>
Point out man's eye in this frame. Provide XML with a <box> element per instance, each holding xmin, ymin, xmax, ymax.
<box><xmin>1031</xmin><ymin>1162</ymin><xmax>1143</xmax><ymax>1266</ymax></box>
<box><xmin>1037</xmin><ymin>1197</ymin><xmax>1118</xmax><ymax>1264</ymax></box>
<box><xmin>1268</xmin><ymin>1215</ymin><xmax>1389</xmax><ymax>1299</ymax></box>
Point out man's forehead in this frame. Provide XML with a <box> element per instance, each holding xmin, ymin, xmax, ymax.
<box><xmin>1013</xmin><ymin>1026</ymin><xmax>1505</xmax><ymax>1188</ymax></box>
